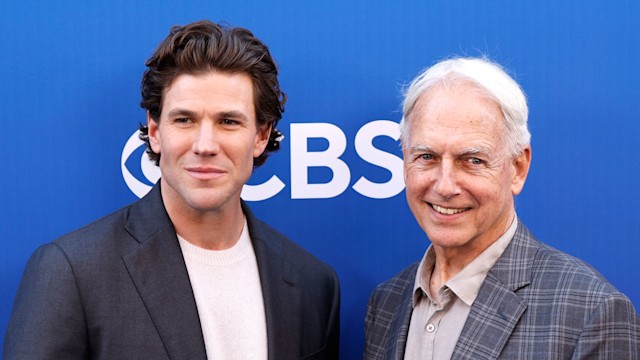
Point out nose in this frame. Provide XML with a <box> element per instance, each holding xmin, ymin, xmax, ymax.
<box><xmin>192</xmin><ymin>123</ymin><xmax>219</xmax><ymax>156</ymax></box>
<box><xmin>433</xmin><ymin>161</ymin><xmax>461</xmax><ymax>199</ymax></box>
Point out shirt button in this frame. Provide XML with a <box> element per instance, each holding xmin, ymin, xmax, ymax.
<box><xmin>426</xmin><ymin>323</ymin><xmax>435</xmax><ymax>333</ymax></box>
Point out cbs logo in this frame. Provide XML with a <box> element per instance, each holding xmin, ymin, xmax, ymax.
<box><xmin>122</xmin><ymin>120</ymin><xmax>405</xmax><ymax>201</ymax></box>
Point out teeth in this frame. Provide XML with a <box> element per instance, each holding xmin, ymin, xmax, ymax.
<box><xmin>431</xmin><ymin>204</ymin><xmax>468</xmax><ymax>215</ymax></box>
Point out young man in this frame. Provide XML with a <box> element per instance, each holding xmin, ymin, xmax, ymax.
<box><xmin>5</xmin><ymin>20</ymin><xmax>340</xmax><ymax>360</ymax></box>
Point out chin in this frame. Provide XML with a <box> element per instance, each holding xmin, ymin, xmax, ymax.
<box><xmin>425</xmin><ymin>229</ymin><xmax>473</xmax><ymax>248</ymax></box>
<box><xmin>184</xmin><ymin>194</ymin><xmax>225</xmax><ymax>211</ymax></box>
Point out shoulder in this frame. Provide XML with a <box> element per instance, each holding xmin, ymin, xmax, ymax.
<box><xmin>364</xmin><ymin>261</ymin><xmax>418</xmax><ymax>346</ymax></box>
<box><xmin>523</xmin><ymin>238</ymin><xmax>640</xmax><ymax>352</ymax></box>
<box><xmin>16</xmin><ymin>199</ymin><xmax>142</xmax><ymax>294</ymax></box>
<box><xmin>243</xmin><ymin>204</ymin><xmax>338</xmax><ymax>281</ymax></box>
<box><xmin>259</xmin><ymin>221</ymin><xmax>337</xmax><ymax>279</ymax></box>
<box><xmin>373</xmin><ymin>262</ymin><xmax>419</xmax><ymax>293</ymax></box>
<box><xmin>368</xmin><ymin>261</ymin><xmax>419</xmax><ymax>307</ymax></box>
<box><xmin>532</xmin><ymin>241</ymin><xmax>619</xmax><ymax>295</ymax></box>
<box><xmin>20</xmin><ymin>242</ymin><xmax>77</xmax><ymax>282</ymax></box>
<box><xmin>51</xmin><ymin>204</ymin><xmax>133</xmax><ymax>258</ymax></box>
<box><xmin>51</xmin><ymin>184</ymin><xmax>167</xmax><ymax>257</ymax></box>
<box><xmin>508</xmin><ymin>222</ymin><xmax>621</xmax><ymax>297</ymax></box>
<box><xmin>513</xmin><ymin>226</ymin><xmax>635</xmax><ymax>314</ymax></box>
<box><xmin>242</xmin><ymin>203</ymin><xmax>316</xmax><ymax>262</ymax></box>
<box><xmin>32</xmin><ymin>200</ymin><xmax>148</xmax><ymax>280</ymax></box>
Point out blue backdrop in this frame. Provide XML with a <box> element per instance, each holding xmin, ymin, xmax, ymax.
<box><xmin>2</xmin><ymin>1</ymin><xmax>639</xmax><ymax>358</ymax></box>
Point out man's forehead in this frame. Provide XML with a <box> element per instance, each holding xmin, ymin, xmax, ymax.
<box><xmin>406</xmin><ymin>118</ymin><xmax>508</xmax><ymax>158</ymax></box>
<box><xmin>159</xmin><ymin>71</ymin><xmax>257</xmax><ymax>115</ymax></box>
<box><xmin>407</xmin><ymin>116</ymin><xmax>505</xmax><ymax>142</ymax></box>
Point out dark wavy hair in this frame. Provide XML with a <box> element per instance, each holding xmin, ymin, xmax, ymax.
<box><xmin>139</xmin><ymin>20</ymin><xmax>286</xmax><ymax>167</ymax></box>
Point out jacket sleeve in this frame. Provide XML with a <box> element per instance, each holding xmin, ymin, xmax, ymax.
<box><xmin>3</xmin><ymin>243</ymin><xmax>89</xmax><ymax>360</ymax></box>
<box><xmin>572</xmin><ymin>292</ymin><xmax>640</xmax><ymax>359</ymax></box>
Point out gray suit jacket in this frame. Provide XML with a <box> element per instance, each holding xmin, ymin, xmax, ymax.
<box><xmin>364</xmin><ymin>221</ymin><xmax>639</xmax><ymax>359</ymax></box>
<box><xmin>4</xmin><ymin>184</ymin><xmax>340</xmax><ymax>360</ymax></box>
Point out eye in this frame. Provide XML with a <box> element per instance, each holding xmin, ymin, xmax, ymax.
<box><xmin>174</xmin><ymin>117</ymin><xmax>191</xmax><ymax>124</ymax></box>
<box><xmin>221</xmin><ymin>118</ymin><xmax>239</xmax><ymax>126</ymax></box>
<box><xmin>467</xmin><ymin>157</ymin><xmax>484</xmax><ymax>165</ymax></box>
<box><xmin>419</xmin><ymin>154</ymin><xmax>433</xmax><ymax>161</ymax></box>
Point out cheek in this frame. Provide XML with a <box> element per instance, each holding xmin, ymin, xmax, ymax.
<box><xmin>404</xmin><ymin>168</ymin><xmax>431</xmax><ymax>195</ymax></box>
<box><xmin>403</xmin><ymin>165</ymin><xmax>416</xmax><ymax>188</ymax></box>
<box><xmin>481</xmin><ymin>165</ymin><xmax>513</xmax><ymax>193</ymax></box>
<box><xmin>473</xmin><ymin>178</ymin><xmax>512</xmax><ymax>211</ymax></box>
<box><xmin>403</xmin><ymin>165</ymin><xmax>411</xmax><ymax>187</ymax></box>
<box><xmin>233</xmin><ymin>139</ymin><xmax>258</xmax><ymax>165</ymax></box>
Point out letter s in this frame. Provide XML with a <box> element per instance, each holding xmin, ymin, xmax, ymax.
<box><xmin>352</xmin><ymin>120</ymin><xmax>404</xmax><ymax>199</ymax></box>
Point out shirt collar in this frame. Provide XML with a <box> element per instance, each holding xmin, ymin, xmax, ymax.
<box><xmin>412</xmin><ymin>216</ymin><xmax>518</xmax><ymax>307</ymax></box>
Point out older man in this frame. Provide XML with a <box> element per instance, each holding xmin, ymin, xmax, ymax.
<box><xmin>364</xmin><ymin>57</ymin><xmax>639</xmax><ymax>359</ymax></box>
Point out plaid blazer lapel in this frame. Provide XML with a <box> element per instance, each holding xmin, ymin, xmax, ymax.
<box><xmin>451</xmin><ymin>220</ymin><xmax>536</xmax><ymax>359</ymax></box>
<box><xmin>451</xmin><ymin>272</ymin><xmax>527</xmax><ymax>359</ymax></box>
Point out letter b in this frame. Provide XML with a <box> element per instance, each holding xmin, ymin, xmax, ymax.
<box><xmin>290</xmin><ymin>123</ymin><xmax>350</xmax><ymax>199</ymax></box>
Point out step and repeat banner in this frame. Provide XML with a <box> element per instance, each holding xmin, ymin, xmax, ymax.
<box><xmin>2</xmin><ymin>1</ymin><xmax>639</xmax><ymax>358</ymax></box>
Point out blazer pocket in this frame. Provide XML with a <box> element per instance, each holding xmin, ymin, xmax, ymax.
<box><xmin>299</xmin><ymin>343</ymin><xmax>328</xmax><ymax>360</ymax></box>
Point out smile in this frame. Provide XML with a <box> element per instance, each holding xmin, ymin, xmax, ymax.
<box><xmin>430</xmin><ymin>203</ymin><xmax>470</xmax><ymax>215</ymax></box>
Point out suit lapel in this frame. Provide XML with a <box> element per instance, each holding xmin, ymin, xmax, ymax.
<box><xmin>122</xmin><ymin>185</ymin><xmax>207</xmax><ymax>360</ymax></box>
<box><xmin>451</xmin><ymin>221</ymin><xmax>537</xmax><ymax>359</ymax></box>
<box><xmin>244</xmin><ymin>203</ymin><xmax>302</xmax><ymax>360</ymax></box>
<box><xmin>451</xmin><ymin>273</ymin><xmax>527</xmax><ymax>359</ymax></box>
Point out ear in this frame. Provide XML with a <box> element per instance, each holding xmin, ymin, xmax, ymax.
<box><xmin>511</xmin><ymin>146</ymin><xmax>531</xmax><ymax>195</ymax></box>
<box><xmin>147</xmin><ymin>112</ymin><xmax>161</xmax><ymax>154</ymax></box>
<box><xmin>253</xmin><ymin>123</ymin><xmax>271</xmax><ymax>158</ymax></box>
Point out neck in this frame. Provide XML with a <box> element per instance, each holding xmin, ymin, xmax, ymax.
<box><xmin>430</xmin><ymin>250</ymin><xmax>470</xmax><ymax>296</ymax></box>
<box><xmin>161</xmin><ymin>190</ymin><xmax>245</xmax><ymax>251</ymax></box>
<box><xmin>433</xmin><ymin>245</ymin><xmax>480</xmax><ymax>275</ymax></box>
<box><xmin>430</xmin><ymin>212</ymin><xmax>515</xmax><ymax>292</ymax></box>
<box><xmin>175</xmin><ymin>209</ymin><xmax>245</xmax><ymax>250</ymax></box>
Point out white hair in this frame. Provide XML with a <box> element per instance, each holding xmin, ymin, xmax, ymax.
<box><xmin>399</xmin><ymin>57</ymin><xmax>530</xmax><ymax>156</ymax></box>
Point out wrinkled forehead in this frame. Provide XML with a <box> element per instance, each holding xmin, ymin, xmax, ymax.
<box><xmin>406</xmin><ymin>82</ymin><xmax>509</xmax><ymax>151</ymax></box>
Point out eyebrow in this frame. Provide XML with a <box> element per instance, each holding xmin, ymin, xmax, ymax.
<box><xmin>219</xmin><ymin>110</ymin><xmax>249</xmax><ymax>121</ymax></box>
<box><xmin>166</xmin><ymin>108</ymin><xmax>197</xmax><ymax>119</ymax></box>
<box><xmin>408</xmin><ymin>144</ymin><xmax>493</xmax><ymax>157</ymax></box>
<box><xmin>456</xmin><ymin>146</ymin><xmax>492</xmax><ymax>157</ymax></box>
<box><xmin>165</xmin><ymin>108</ymin><xmax>249</xmax><ymax>121</ymax></box>
<box><xmin>409</xmin><ymin>145</ymin><xmax>435</xmax><ymax>153</ymax></box>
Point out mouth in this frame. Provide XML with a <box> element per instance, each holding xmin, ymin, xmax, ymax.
<box><xmin>429</xmin><ymin>203</ymin><xmax>470</xmax><ymax>215</ymax></box>
<box><xmin>186</xmin><ymin>166</ymin><xmax>225</xmax><ymax>179</ymax></box>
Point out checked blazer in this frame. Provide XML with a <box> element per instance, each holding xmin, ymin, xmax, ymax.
<box><xmin>364</xmin><ymin>221</ymin><xmax>639</xmax><ymax>359</ymax></box>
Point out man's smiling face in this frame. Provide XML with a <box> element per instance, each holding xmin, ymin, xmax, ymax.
<box><xmin>403</xmin><ymin>81</ymin><xmax>529</xmax><ymax>258</ymax></box>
